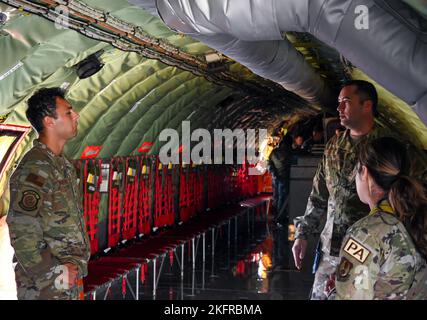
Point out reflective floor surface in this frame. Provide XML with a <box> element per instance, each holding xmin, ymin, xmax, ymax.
<box><xmin>96</xmin><ymin>208</ymin><xmax>315</xmax><ymax>300</ymax></box>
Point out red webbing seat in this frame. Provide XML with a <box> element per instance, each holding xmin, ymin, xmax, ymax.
<box><xmin>207</xmin><ymin>166</ymin><xmax>227</xmax><ymax>210</ymax></box>
<box><xmin>108</xmin><ymin>158</ymin><xmax>122</xmax><ymax>248</ymax></box>
<box><xmin>165</xmin><ymin>166</ymin><xmax>175</xmax><ymax>226</ymax></box>
<box><xmin>179</xmin><ymin>165</ymin><xmax>191</xmax><ymax>222</ymax></box>
<box><xmin>194</xmin><ymin>167</ymin><xmax>205</xmax><ymax>213</ymax></box>
<box><xmin>82</xmin><ymin>159</ymin><xmax>101</xmax><ymax>255</ymax></box>
<box><xmin>122</xmin><ymin>158</ymin><xmax>138</xmax><ymax>241</ymax></box>
<box><xmin>154</xmin><ymin>160</ymin><xmax>174</xmax><ymax>228</ymax></box>
<box><xmin>138</xmin><ymin>156</ymin><xmax>152</xmax><ymax>236</ymax></box>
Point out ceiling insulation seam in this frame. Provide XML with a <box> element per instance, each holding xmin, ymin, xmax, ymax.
<box><xmin>66</xmin><ymin>52</ymin><xmax>150</xmax><ymax>111</ymax></box>
<box><xmin>67</xmin><ymin>64</ymin><xmax>182</xmax><ymax>157</ymax></box>
<box><xmin>153</xmin><ymin>90</ymin><xmax>235</xmax><ymax>156</ymax></box>
<box><xmin>116</xmin><ymin>76</ymin><xmax>212</xmax><ymax>156</ymax></box>
<box><xmin>187</xmin><ymin>95</ymin><xmax>249</xmax><ymax>134</ymax></box>
<box><xmin>73</xmin><ymin>66</ymin><xmax>189</xmax><ymax>157</ymax></box>
<box><xmin>144</xmin><ymin>88</ymin><xmax>232</xmax><ymax>155</ymax></box>
<box><xmin>209</xmin><ymin>97</ymin><xmax>261</xmax><ymax>130</ymax></box>
<box><xmin>91</xmin><ymin>78</ymin><xmax>199</xmax><ymax>157</ymax></box>
<box><xmin>73</xmin><ymin>60</ymin><xmax>162</xmax><ymax>118</ymax></box>
<box><xmin>124</xmin><ymin>81</ymin><xmax>219</xmax><ymax>156</ymax></box>
<box><xmin>89</xmin><ymin>72</ymin><xmax>208</xmax><ymax>158</ymax></box>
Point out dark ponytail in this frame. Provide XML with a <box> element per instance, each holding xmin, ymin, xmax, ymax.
<box><xmin>358</xmin><ymin>137</ymin><xmax>427</xmax><ymax>259</ymax></box>
<box><xmin>389</xmin><ymin>176</ymin><xmax>427</xmax><ymax>259</ymax></box>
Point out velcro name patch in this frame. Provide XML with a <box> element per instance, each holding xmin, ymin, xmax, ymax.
<box><xmin>25</xmin><ymin>173</ymin><xmax>46</xmax><ymax>188</ymax></box>
<box><xmin>343</xmin><ymin>237</ymin><xmax>371</xmax><ymax>263</ymax></box>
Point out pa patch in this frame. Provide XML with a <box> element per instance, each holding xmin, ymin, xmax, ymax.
<box><xmin>18</xmin><ymin>190</ymin><xmax>41</xmax><ymax>212</ymax></box>
<box><xmin>343</xmin><ymin>237</ymin><xmax>371</xmax><ymax>263</ymax></box>
<box><xmin>337</xmin><ymin>257</ymin><xmax>353</xmax><ymax>281</ymax></box>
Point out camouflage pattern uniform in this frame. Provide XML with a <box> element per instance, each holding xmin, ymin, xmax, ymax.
<box><xmin>295</xmin><ymin>126</ymin><xmax>391</xmax><ymax>300</ymax></box>
<box><xmin>334</xmin><ymin>200</ymin><xmax>427</xmax><ymax>300</ymax></box>
<box><xmin>294</xmin><ymin>126</ymin><xmax>427</xmax><ymax>300</ymax></box>
<box><xmin>7</xmin><ymin>140</ymin><xmax>90</xmax><ymax>300</ymax></box>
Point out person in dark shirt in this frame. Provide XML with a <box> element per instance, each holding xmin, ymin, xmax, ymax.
<box><xmin>302</xmin><ymin>126</ymin><xmax>324</xmax><ymax>152</ymax></box>
<box><xmin>268</xmin><ymin>135</ymin><xmax>293</xmax><ymax>226</ymax></box>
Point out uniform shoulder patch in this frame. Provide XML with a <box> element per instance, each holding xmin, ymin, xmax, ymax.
<box><xmin>18</xmin><ymin>190</ymin><xmax>41</xmax><ymax>212</ymax></box>
<box><xmin>343</xmin><ymin>237</ymin><xmax>371</xmax><ymax>263</ymax></box>
<box><xmin>337</xmin><ymin>257</ymin><xmax>353</xmax><ymax>281</ymax></box>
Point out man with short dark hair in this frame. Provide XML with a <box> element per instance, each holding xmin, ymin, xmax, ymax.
<box><xmin>291</xmin><ymin>79</ymin><xmax>426</xmax><ymax>300</ymax></box>
<box><xmin>7</xmin><ymin>88</ymin><xmax>90</xmax><ymax>300</ymax></box>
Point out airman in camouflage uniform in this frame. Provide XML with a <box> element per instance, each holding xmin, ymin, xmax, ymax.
<box><xmin>7</xmin><ymin>140</ymin><xmax>90</xmax><ymax>300</ymax></box>
<box><xmin>294</xmin><ymin>126</ymin><xmax>390</xmax><ymax>299</ymax></box>
<box><xmin>6</xmin><ymin>87</ymin><xmax>90</xmax><ymax>300</ymax></box>
<box><xmin>292</xmin><ymin>80</ymin><xmax>427</xmax><ymax>300</ymax></box>
<box><xmin>334</xmin><ymin>200</ymin><xmax>427</xmax><ymax>300</ymax></box>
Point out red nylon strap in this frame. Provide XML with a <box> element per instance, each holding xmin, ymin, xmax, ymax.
<box><xmin>208</xmin><ymin>166</ymin><xmax>228</xmax><ymax>209</ymax></box>
<box><xmin>179</xmin><ymin>166</ymin><xmax>188</xmax><ymax>222</ymax></box>
<box><xmin>189</xmin><ymin>168</ymin><xmax>195</xmax><ymax>218</ymax></box>
<box><xmin>138</xmin><ymin>157</ymin><xmax>152</xmax><ymax>236</ymax></box>
<box><xmin>108</xmin><ymin>158</ymin><xmax>121</xmax><ymax>248</ymax></box>
<box><xmin>180</xmin><ymin>167</ymin><xmax>191</xmax><ymax>221</ymax></box>
<box><xmin>154</xmin><ymin>158</ymin><xmax>162</xmax><ymax>228</ymax></box>
<box><xmin>83</xmin><ymin>159</ymin><xmax>101</xmax><ymax>255</ymax></box>
<box><xmin>122</xmin><ymin>158</ymin><xmax>138</xmax><ymax>241</ymax></box>
<box><xmin>166</xmin><ymin>169</ymin><xmax>174</xmax><ymax>226</ymax></box>
<box><xmin>154</xmin><ymin>158</ymin><xmax>175</xmax><ymax>228</ymax></box>
<box><xmin>195</xmin><ymin>168</ymin><xmax>204</xmax><ymax>214</ymax></box>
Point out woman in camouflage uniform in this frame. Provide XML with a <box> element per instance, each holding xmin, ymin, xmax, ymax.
<box><xmin>331</xmin><ymin>137</ymin><xmax>427</xmax><ymax>299</ymax></box>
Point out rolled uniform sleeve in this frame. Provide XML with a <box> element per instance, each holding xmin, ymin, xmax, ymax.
<box><xmin>294</xmin><ymin>153</ymin><xmax>329</xmax><ymax>240</ymax></box>
<box><xmin>6</xmin><ymin>163</ymin><xmax>60</xmax><ymax>278</ymax></box>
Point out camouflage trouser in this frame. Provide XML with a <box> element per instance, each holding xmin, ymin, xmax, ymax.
<box><xmin>17</xmin><ymin>276</ymin><xmax>84</xmax><ymax>300</ymax></box>
<box><xmin>310</xmin><ymin>254</ymin><xmax>340</xmax><ymax>300</ymax></box>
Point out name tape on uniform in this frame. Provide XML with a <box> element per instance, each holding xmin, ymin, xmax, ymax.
<box><xmin>343</xmin><ymin>237</ymin><xmax>371</xmax><ymax>263</ymax></box>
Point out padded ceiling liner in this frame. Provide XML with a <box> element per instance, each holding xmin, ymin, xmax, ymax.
<box><xmin>0</xmin><ymin>0</ymin><xmax>426</xmax><ymax>163</ymax></box>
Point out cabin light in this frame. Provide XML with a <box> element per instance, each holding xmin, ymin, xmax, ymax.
<box><xmin>75</xmin><ymin>50</ymin><xmax>104</xmax><ymax>79</ymax></box>
<box><xmin>205</xmin><ymin>52</ymin><xmax>229</xmax><ymax>72</ymax></box>
<box><xmin>205</xmin><ymin>52</ymin><xmax>222</xmax><ymax>63</ymax></box>
<box><xmin>0</xmin><ymin>12</ymin><xmax>7</xmax><ymax>25</ymax></box>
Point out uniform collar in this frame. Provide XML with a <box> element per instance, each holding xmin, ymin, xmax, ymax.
<box><xmin>370</xmin><ymin>198</ymin><xmax>395</xmax><ymax>216</ymax></box>
<box><xmin>33</xmin><ymin>139</ymin><xmax>62</xmax><ymax>159</ymax></box>
<box><xmin>341</xmin><ymin>124</ymin><xmax>385</xmax><ymax>145</ymax></box>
